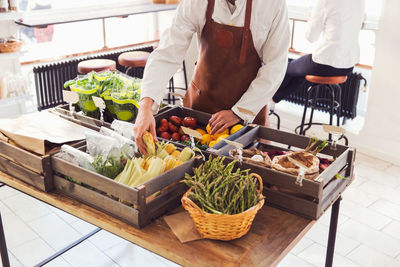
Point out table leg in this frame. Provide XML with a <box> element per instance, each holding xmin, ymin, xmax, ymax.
<box><xmin>325</xmin><ymin>196</ymin><xmax>342</xmax><ymax>267</ymax></box>
<box><xmin>0</xmin><ymin>213</ymin><xmax>10</xmax><ymax>267</ymax></box>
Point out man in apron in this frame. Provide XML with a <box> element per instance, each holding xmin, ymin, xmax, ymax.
<box><xmin>134</xmin><ymin>0</ymin><xmax>290</xmax><ymax>153</ymax></box>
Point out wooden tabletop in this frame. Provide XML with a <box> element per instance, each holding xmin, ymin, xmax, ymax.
<box><xmin>0</xmin><ymin>172</ymin><xmax>314</xmax><ymax>267</ymax></box>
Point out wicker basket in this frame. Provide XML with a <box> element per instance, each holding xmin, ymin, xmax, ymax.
<box><xmin>181</xmin><ymin>173</ymin><xmax>265</xmax><ymax>241</ymax></box>
<box><xmin>0</xmin><ymin>40</ymin><xmax>22</xmax><ymax>53</ymax></box>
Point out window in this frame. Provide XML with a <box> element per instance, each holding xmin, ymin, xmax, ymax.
<box><xmin>286</xmin><ymin>0</ymin><xmax>383</xmax><ymax>67</ymax></box>
<box><xmin>18</xmin><ymin>0</ymin><xmax>171</xmax><ymax>62</ymax></box>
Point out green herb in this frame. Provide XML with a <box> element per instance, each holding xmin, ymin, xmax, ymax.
<box><xmin>92</xmin><ymin>155</ymin><xmax>125</xmax><ymax>179</ymax></box>
<box><xmin>181</xmin><ymin>140</ymin><xmax>209</xmax><ymax>151</ymax></box>
<box><xmin>64</xmin><ymin>175</ymin><xmax>82</xmax><ymax>185</ymax></box>
<box><xmin>183</xmin><ymin>156</ymin><xmax>263</xmax><ymax>215</ymax></box>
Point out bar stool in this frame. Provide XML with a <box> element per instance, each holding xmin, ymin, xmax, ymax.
<box><xmin>118</xmin><ymin>51</ymin><xmax>150</xmax><ymax>78</ymax></box>
<box><xmin>296</xmin><ymin>75</ymin><xmax>348</xmax><ymax>144</ymax></box>
<box><xmin>77</xmin><ymin>59</ymin><xmax>116</xmax><ymax>75</ymax></box>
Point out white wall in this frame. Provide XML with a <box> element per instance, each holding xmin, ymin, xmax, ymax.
<box><xmin>347</xmin><ymin>0</ymin><xmax>400</xmax><ymax>165</ymax></box>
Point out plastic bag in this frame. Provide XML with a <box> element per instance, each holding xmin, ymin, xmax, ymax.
<box><xmin>110</xmin><ymin>119</ymin><xmax>135</xmax><ymax>140</ymax></box>
<box><xmin>84</xmin><ymin>131</ymin><xmax>128</xmax><ymax>179</ymax></box>
<box><xmin>64</xmin><ymin>73</ymin><xmax>100</xmax><ymax>118</ymax></box>
<box><xmin>58</xmin><ymin>145</ymin><xmax>94</xmax><ymax>171</ymax></box>
<box><xmin>110</xmin><ymin>77</ymin><xmax>141</xmax><ymax>121</ymax></box>
<box><xmin>84</xmin><ymin>131</ymin><xmax>120</xmax><ymax>158</ymax></box>
<box><xmin>99</xmin><ymin>126</ymin><xmax>137</xmax><ymax>158</ymax></box>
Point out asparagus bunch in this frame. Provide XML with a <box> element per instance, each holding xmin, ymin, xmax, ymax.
<box><xmin>183</xmin><ymin>156</ymin><xmax>263</xmax><ymax>215</ymax></box>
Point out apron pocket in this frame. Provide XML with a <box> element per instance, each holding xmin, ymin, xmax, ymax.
<box><xmin>216</xmin><ymin>29</ymin><xmax>234</xmax><ymax>48</ymax></box>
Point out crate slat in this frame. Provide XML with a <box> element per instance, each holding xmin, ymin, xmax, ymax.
<box><xmin>52</xmin><ymin>112</ymin><xmax>102</xmax><ymax>131</ymax></box>
<box><xmin>0</xmin><ymin>155</ymin><xmax>47</xmax><ymax>191</ymax></box>
<box><xmin>141</xmin><ymin>158</ymin><xmax>195</xmax><ymax>197</ymax></box>
<box><xmin>54</xmin><ymin>105</ymin><xmax>112</xmax><ymax>129</ymax></box>
<box><xmin>142</xmin><ymin>182</ymin><xmax>188</xmax><ymax>225</ymax></box>
<box><xmin>51</xmin><ymin>157</ymin><xmax>139</xmax><ymax>205</ymax></box>
<box><xmin>318</xmin><ymin>148</ymin><xmax>350</xmax><ymax>186</ymax></box>
<box><xmin>264</xmin><ymin>187</ymin><xmax>319</xmax><ymax>219</ymax></box>
<box><xmin>0</xmin><ymin>140</ymin><xmax>44</xmax><ymax>173</ymax></box>
<box><xmin>241</xmin><ymin>162</ymin><xmax>322</xmax><ymax>198</ymax></box>
<box><xmin>54</xmin><ymin>175</ymin><xmax>140</xmax><ymax>226</ymax></box>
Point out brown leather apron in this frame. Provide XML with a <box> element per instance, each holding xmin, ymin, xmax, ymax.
<box><xmin>183</xmin><ymin>0</ymin><xmax>267</xmax><ymax>125</ymax></box>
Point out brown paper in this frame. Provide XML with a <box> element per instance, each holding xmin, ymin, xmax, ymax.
<box><xmin>164</xmin><ymin>212</ymin><xmax>203</xmax><ymax>243</ymax></box>
<box><xmin>0</xmin><ymin>112</ymin><xmax>95</xmax><ymax>155</ymax></box>
<box><xmin>0</xmin><ymin>131</ymin><xmax>8</xmax><ymax>142</ymax></box>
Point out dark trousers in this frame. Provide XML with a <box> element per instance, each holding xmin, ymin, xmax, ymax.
<box><xmin>272</xmin><ymin>54</ymin><xmax>354</xmax><ymax>103</ymax></box>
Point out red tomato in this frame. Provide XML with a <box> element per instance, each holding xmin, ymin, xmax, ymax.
<box><xmin>160</xmin><ymin>132</ymin><xmax>171</xmax><ymax>140</ymax></box>
<box><xmin>171</xmin><ymin>132</ymin><xmax>181</xmax><ymax>141</ymax></box>
<box><xmin>181</xmin><ymin>134</ymin><xmax>190</xmax><ymax>142</ymax></box>
<box><xmin>160</xmin><ymin>118</ymin><xmax>168</xmax><ymax>126</ymax></box>
<box><xmin>183</xmin><ymin>117</ymin><xmax>197</xmax><ymax>128</ymax></box>
<box><xmin>169</xmin><ymin>116</ymin><xmax>182</xmax><ymax>126</ymax></box>
<box><xmin>158</xmin><ymin>124</ymin><xmax>169</xmax><ymax>133</ymax></box>
<box><xmin>168</xmin><ymin>122</ymin><xmax>179</xmax><ymax>133</ymax></box>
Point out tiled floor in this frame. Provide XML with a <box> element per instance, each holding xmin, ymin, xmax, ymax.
<box><xmin>0</xmin><ymin>152</ymin><xmax>399</xmax><ymax>267</ymax></box>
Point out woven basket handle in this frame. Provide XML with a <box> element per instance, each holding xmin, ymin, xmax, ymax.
<box><xmin>181</xmin><ymin>189</ymin><xmax>204</xmax><ymax>213</ymax></box>
<box><xmin>249</xmin><ymin>173</ymin><xmax>263</xmax><ymax>192</ymax></box>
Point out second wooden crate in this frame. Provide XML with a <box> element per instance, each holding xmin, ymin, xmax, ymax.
<box><xmin>216</xmin><ymin>125</ymin><xmax>356</xmax><ymax>220</ymax></box>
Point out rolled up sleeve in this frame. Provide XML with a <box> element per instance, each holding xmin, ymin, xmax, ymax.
<box><xmin>140</xmin><ymin>0</ymin><xmax>205</xmax><ymax>113</ymax></box>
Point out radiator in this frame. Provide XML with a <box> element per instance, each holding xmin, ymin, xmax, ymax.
<box><xmin>33</xmin><ymin>45</ymin><xmax>153</xmax><ymax>111</ymax></box>
<box><xmin>282</xmin><ymin>72</ymin><xmax>367</xmax><ymax>119</ymax></box>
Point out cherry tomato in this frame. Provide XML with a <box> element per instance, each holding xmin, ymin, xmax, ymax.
<box><xmin>160</xmin><ymin>132</ymin><xmax>171</xmax><ymax>140</ymax></box>
<box><xmin>171</xmin><ymin>132</ymin><xmax>181</xmax><ymax>141</ymax></box>
<box><xmin>183</xmin><ymin>117</ymin><xmax>197</xmax><ymax>128</ymax></box>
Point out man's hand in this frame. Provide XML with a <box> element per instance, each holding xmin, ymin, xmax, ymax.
<box><xmin>133</xmin><ymin>98</ymin><xmax>158</xmax><ymax>154</ymax></box>
<box><xmin>209</xmin><ymin>110</ymin><xmax>240</xmax><ymax>135</ymax></box>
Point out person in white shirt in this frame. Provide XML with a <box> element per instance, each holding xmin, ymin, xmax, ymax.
<box><xmin>272</xmin><ymin>0</ymin><xmax>366</xmax><ymax>103</ymax></box>
<box><xmin>133</xmin><ymin>0</ymin><xmax>290</xmax><ymax>153</ymax></box>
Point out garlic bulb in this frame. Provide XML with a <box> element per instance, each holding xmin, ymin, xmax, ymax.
<box><xmin>250</xmin><ymin>155</ymin><xmax>264</xmax><ymax>162</ymax></box>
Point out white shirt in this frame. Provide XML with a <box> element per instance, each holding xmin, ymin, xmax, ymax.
<box><xmin>141</xmin><ymin>0</ymin><xmax>290</xmax><ymax>123</ymax></box>
<box><xmin>305</xmin><ymin>0</ymin><xmax>366</xmax><ymax>68</ymax></box>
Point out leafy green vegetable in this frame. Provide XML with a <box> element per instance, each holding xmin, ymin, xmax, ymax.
<box><xmin>181</xmin><ymin>140</ymin><xmax>209</xmax><ymax>151</ymax></box>
<box><xmin>64</xmin><ymin>175</ymin><xmax>82</xmax><ymax>185</ymax></box>
<box><xmin>92</xmin><ymin>155</ymin><xmax>125</xmax><ymax>179</ymax></box>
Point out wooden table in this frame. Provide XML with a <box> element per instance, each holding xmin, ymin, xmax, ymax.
<box><xmin>0</xmin><ymin>171</ymin><xmax>317</xmax><ymax>267</ymax></box>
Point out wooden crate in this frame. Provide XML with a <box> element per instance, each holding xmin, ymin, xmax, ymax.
<box><xmin>0</xmin><ymin>139</ymin><xmax>84</xmax><ymax>192</ymax></box>
<box><xmin>52</xmin><ymin>104</ymin><xmax>112</xmax><ymax>131</ymax></box>
<box><xmin>52</xmin><ymin>104</ymin><xmax>175</xmax><ymax>132</ymax></box>
<box><xmin>153</xmin><ymin>106</ymin><xmax>249</xmax><ymax>151</ymax></box>
<box><xmin>51</xmin><ymin>145</ymin><xmax>197</xmax><ymax>228</ymax></box>
<box><xmin>215</xmin><ymin>125</ymin><xmax>356</xmax><ymax>220</ymax></box>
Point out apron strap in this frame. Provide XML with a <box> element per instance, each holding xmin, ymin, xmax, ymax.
<box><xmin>239</xmin><ymin>0</ymin><xmax>253</xmax><ymax>64</ymax></box>
<box><xmin>206</xmin><ymin>0</ymin><xmax>215</xmax><ymax>23</ymax></box>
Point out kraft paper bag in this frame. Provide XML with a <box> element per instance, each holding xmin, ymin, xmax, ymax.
<box><xmin>0</xmin><ymin>112</ymin><xmax>95</xmax><ymax>155</ymax></box>
<box><xmin>164</xmin><ymin>212</ymin><xmax>202</xmax><ymax>243</ymax></box>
